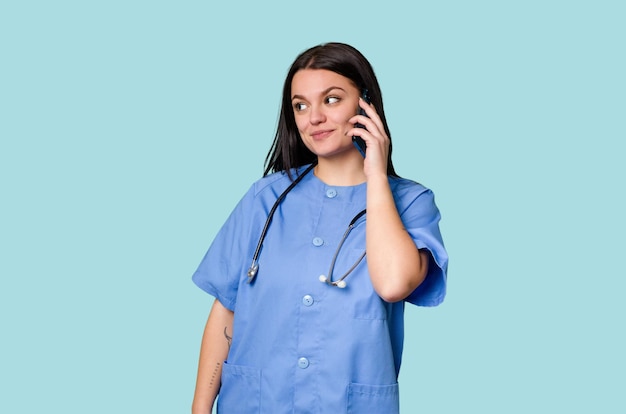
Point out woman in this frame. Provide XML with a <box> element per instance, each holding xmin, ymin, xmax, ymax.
<box><xmin>191</xmin><ymin>42</ymin><xmax>448</xmax><ymax>413</ymax></box>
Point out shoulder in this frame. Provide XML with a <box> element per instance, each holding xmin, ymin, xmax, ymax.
<box><xmin>252</xmin><ymin>171</ymin><xmax>291</xmax><ymax>195</ymax></box>
<box><xmin>249</xmin><ymin>165</ymin><xmax>313</xmax><ymax>197</ymax></box>
<box><xmin>388</xmin><ymin>177</ymin><xmax>439</xmax><ymax>217</ymax></box>
<box><xmin>389</xmin><ymin>176</ymin><xmax>431</xmax><ymax>199</ymax></box>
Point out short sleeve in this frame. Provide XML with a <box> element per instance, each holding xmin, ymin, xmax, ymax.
<box><xmin>191</xmin><ymin>186</ymin><xmax>257</xmax><ymax>312</ymax></box>
<box><xmin>395</xmin><ymin>184</ymin><xmax>448</xmax><ymax>307</ymax></box>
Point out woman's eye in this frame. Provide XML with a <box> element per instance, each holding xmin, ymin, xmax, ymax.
<box><xmin>326</xmin><ymin>96</ymin><xmax>340</xmax><ymax>104</ymax></box>
<box><xmin>294</xmin><ymin>102</ymin><xmax>308</xmax><ymax>112</ymax></box>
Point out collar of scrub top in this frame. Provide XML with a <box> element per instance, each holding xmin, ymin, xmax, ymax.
<box><xmin>247</xmin><ymin>162</ymin><xmax>367</xmax><ymax>288</ymax></box>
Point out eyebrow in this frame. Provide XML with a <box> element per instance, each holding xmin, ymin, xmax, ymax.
<box><xmin>291</xmin><ymin>86</ymin><xmax>346</xmax><ymax>101</ymax></box>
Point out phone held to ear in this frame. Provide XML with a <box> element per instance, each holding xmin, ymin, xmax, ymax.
<box><xmin>352</xmin><ymin>89</ymin><xmax>370</xmax><ymax>157</ymax></box>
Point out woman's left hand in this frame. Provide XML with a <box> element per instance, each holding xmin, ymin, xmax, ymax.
<box><xmin>348</xmin><ymin>98</ymin><xmax>390</xmax><ymax>178</ymax></box>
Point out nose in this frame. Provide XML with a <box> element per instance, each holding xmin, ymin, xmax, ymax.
<box><xmin>309</xmin><ymin>105</ymin><xmax>326</xmax><ymax>125</ymax></box>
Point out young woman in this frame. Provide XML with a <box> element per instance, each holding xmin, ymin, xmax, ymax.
<box><xmin>191</xmin><ymin>42</ymin><xmax>448</xmax><ymax>414</ymax></box>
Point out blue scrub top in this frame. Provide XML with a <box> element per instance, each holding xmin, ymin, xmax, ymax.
<box><xmin>193</xmin><ymin>165</ymin><xmax>448</xmax><ymax>413</ymax></box>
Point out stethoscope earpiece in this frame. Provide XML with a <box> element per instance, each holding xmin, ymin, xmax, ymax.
<box><xmin>319</xmin><ymin>275</ymin><xmax>348</xmax><ymax>289</ymax></box>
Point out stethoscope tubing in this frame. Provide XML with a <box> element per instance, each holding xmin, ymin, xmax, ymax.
<box><xmin>247</xmin><ymin>162</ymin><xmax>317</xmax><ymax>282</ymax></box>
<box><xmin>247</xmin><ymin>161</ymin><xmax>367</xmax><ymax>288</ymax></box>
<box><xmin>323</xmin><ymin>209</ymin><xmax>366</xmax><ymax>288</ymax></box>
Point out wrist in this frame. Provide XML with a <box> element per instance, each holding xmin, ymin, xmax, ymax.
<box><xmin>366</xmin><ymin>171</ymin><xmax>388</xmax><ymax>185</ymax></box>
<box><xmin>192</xmin><ymin>398</ymin><xmax>213</xmax><ymax>414</ymax></box>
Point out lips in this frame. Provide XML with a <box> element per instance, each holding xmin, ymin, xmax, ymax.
<box><xmin>310</xmin><ymin>129</ymin><xmax>335</xmax><ymax>140</ymax></box>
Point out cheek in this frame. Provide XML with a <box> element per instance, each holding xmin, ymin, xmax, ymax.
<box><xmin>294</xmin><ymin>116</ymin><xmax>308</xmax><ymax>134</ymax></box>
<box><xmin>334</xmin><ymin>110</ymin><xmax>354</xmax><ymax>130</ymax></box>
<box><xmin>339</xmin><ymin>105</ymin><xmax>356</xmax><ymax>122</ymax></box>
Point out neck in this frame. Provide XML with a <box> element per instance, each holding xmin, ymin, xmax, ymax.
<box><xmin>314</xmin><ymin>153</ymin><xmax>367</xmax><ymax>186</ymax></box>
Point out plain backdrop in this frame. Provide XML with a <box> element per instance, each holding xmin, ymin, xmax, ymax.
<box><xmin>1</xmin><ymin>1</ymin><xmax>624</xmax><ymax>413</ymax></box>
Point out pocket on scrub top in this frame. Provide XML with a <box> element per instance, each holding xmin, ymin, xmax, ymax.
<box><xmin>347</xmin><ymin>382</ymin><xmax>399</xmax><ymax>414</ymax></box>
<box><xmin>216</xmin><ymin>362</ymin><xmax>261</xmax><ymax>413</ymax></box>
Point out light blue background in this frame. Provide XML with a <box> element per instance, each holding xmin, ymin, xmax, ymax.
<box><xmin>1</xmin><ymin>1</ymin><xmax>624</xmax><ymax>412</ymax></box>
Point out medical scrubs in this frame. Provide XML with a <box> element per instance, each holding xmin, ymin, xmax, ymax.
<box><xmin>193</xmin><ymin>165</ymin><xmax>448</xmax><ymax>413</ymax></box>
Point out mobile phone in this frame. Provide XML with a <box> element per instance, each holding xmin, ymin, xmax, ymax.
<box><xmin>352</xmin><ymin>89</ymin><xmax>371</xmax><ymax>157</ymax></box>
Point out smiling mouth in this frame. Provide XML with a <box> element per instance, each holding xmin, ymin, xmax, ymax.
<box><xmin>311</xmin><ymin>129</ymin><xmax>334</xmax><ymax>140</ymax></box>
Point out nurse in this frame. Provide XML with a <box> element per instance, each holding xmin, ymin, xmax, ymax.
<box><xmin>191</xmin><ymin>42</ymin><xmax>448</xmax><ymax>413</ymax></box>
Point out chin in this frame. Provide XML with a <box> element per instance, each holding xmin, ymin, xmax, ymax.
<box><xmin>316</xmin><ymin>147</ymin><xmax>360</xmax><ymax>160</ymax></box>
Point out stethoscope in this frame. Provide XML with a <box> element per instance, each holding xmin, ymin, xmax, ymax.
<box><xmin>247</xmin><ymin>162</ymin><xmax>367</xmax><ymax>288</ymax></box>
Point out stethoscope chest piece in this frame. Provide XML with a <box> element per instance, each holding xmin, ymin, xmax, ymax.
<box><xmin>247</xmin><ymin>261</ymin><xmax>259</xmax><ymax>284</ymax></box>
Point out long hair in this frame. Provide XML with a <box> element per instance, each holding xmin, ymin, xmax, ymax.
<box><xmin>264</xmin><ymin>42</ymin><xmax>398</xmax><ymax>178</ymax></box>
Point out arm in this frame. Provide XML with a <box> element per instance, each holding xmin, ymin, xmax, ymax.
<box><xmin>366</xmin><ymin>174</ymin><xmax>429</xmax><ymax>302</ymax></box>
<box><xmin>191</xmin><ymin>298</ymin><xmax>234</xmax><ymax>414</ymax></box>
<box><xmin>351</xmin><ymin>98</ymin><xmax>428</xmax><ymax>302</ymax></box>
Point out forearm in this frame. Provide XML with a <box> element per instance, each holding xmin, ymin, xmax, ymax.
<box><xmin>366</xmin><ymin>174</ymin><xmax>428</xmax><ymax>302</ymax></box>
<box><xmin>192</xmin><ymin>298</ymin><xmax>234</xmax><ymax>414</ymax></box>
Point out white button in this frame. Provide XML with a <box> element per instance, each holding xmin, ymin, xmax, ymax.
<box><xmin>298</xmin><ymin>357</ymin><xmax>309</xmax><ymax>369</ymax></box>
<box><xmin>326</xmin><ymin>188</ymin><xmax>337</xmax><ymax>198</ymax></box>
<box><xmin>302</xmin><ymin>295</ymin><xmax>314</xmax><ymax>306</ymax></box>
<box><xmin>312</xmin><ymin>237</ymin><xmax>323</xmax><ymax>246</ymax></box>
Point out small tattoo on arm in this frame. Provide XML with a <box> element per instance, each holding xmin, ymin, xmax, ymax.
<box><xmin>209</xmin><ymin>362</ymin><xmax>221</xmax><ymax>388</ymax></box>
<box><xmin>224</xmin><ymin>326</ymin><xmax>232</xmax><ymax>348</ymax></box>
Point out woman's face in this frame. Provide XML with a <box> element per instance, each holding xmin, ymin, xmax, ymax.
<box><xmin>291</xmin><ymin>69</ymin><xmax>361</xmax><ymax>160</ymax></box>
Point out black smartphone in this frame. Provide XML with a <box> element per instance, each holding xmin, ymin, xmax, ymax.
<box><xmin>352</xmin><ymin>89</ymin><xmax>370</xmax><ymax>157</ymax></box>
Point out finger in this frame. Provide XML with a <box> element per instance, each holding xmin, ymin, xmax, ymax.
<box><xmin>349</xmin><ymin>114</ymin><xmax>386</xmax><ymax>146</ymax></box>
<box><xmin>358</xmin><ymin>98</ymin><xmax>385</xmax><ymax>134</ymax></box>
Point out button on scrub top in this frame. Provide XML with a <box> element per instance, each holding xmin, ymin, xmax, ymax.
<box><xmin>193</xmin><ymin>165</ymin><xmax>448</xmax><ymax>413</ymax></box>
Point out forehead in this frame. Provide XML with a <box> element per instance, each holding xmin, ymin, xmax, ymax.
<box><xmin>291</xmin><ymin>69</ymin><xmax>356</xmax><ymax>97</ymax></box>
